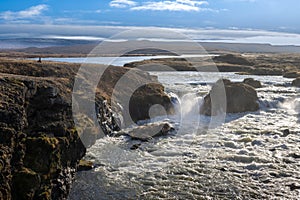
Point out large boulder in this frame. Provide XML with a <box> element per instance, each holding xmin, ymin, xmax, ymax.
<box><xmin>292</xmin><ymin>78</ymin><xmax>300</xmax><ymax>87</ymax></box>
<box><xmin>243</xmin><ymin>78</ymin><xmax>262</xmax><ymax>88</ymax></box>
<box><xmin>200</xmin><ymin>79</ymin><xmax>259</xmax><ymax>115</ymax></box>
<box><xmin>96</xmin><ymin>66</ymin><xmax>174</xmax><ymax>127</ymax></box>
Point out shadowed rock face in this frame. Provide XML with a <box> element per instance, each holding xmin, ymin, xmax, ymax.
<box><xmin>200</xmin><ymin>79</ymin><xmax>259</xmax><ymax>116</ymax></box>
<box><xmin>0</xmin><ymin>59</ymin><xmax>174</xmax><ymax>199</ymax></box>
<box><xmin>0</xmin><ymin>77</ymin><xmax>86</xmax><ymax>200</ymax></box>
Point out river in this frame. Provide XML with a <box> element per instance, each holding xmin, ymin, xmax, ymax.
<box><xmin>35</xmin><ymin>54</ymin><xmax>217</xmax><ymax>67</ymax></box>
<box><xmin>68</xmin><ymin>69</ymin><xmax>300</xmax><ymax>199</ymax></box>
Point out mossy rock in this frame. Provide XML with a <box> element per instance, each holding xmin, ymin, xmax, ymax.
<box><xmin>0</xmin><ymin>127</ymin><xmax>15</xmax><ymax>146</ymax></box>
<box><xmin>35</xmin><ymin>186</ymin><xmax>52</xmax><ymax>200</ymax></box>
<box><xmin>23</xmin><ymin>136</ymin><xmax>60</xmax><ymax>174</ymax></box>
<box><xmin>12</xmin><ymin>167</ymin><xmax>41</xmax><ymax>200</ymax></box>
<box><xmin>78</xmin><ymin>159</ymin><xmax>93</xmax><ymax>171</ymax></box>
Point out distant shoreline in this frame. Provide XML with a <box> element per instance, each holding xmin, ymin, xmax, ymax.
<box><xmin>2</xmin><ymin>41</ymin><xmax>300</xmax><ymax>60</ymax></box>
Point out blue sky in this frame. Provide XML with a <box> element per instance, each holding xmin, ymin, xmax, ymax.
<box><xmin>0</xmin><ymin>0</ymin><xmax>299</xmax><ymax>33</ymax></box>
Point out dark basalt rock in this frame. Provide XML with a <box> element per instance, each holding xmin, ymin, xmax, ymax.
<box><xmin>116</xmin><ymin>122</ymin><xmax>175</xmax><ymax>141</ymax></box>
<box><xmin>243</xmin><ymin>78</ymin><xmax>262</xmax><ymax>88</ymax></box>
<box><xmin>292</xmin><ymin>77</ymin><xmax>300</xmax><ymax>87</ymax></box>
<box><xmin>0</xmin><ymin>77</ymin><xmax>86</xmax><ymax>200</ymax></box>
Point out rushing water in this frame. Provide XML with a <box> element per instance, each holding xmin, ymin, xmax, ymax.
<box><xmin>69</xmin><ymin>72</ymin><xmax>300</xmax><ymax>200</ymax></box>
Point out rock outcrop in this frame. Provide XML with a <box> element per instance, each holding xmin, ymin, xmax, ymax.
<box><xmin>0</xmin><ymin>77</ymin><xmax>86</xmax><ymax>199</ymax></box>
<box><xmin>0</xmin><ymin>59</ymin><xmax>174</xmax><ymax>199</ymax></box>
<box><xmin>124</xmin><ymin>57</ymin><xmax>198</xmax><ymax>71</ymax></box>
<box><xmin>200</xmin><ymin>79</ymin><xmax>259</xmax><ymax>115</ymax></box>
<box><xmin>243</xmin><ymin>78</ymin><xmax>262</xmax><ymax>88</ymax></box>
<box><xmin>213</xmin><ymin>54</ymin><xmax>253</xmax><ymax>66</ymax></box>
<box><xmin>124</xmin><ymin>54</ymin><xmax>289</xmax><ymax>76</ymax></box>
<box><xmin>292</xmin><ymin>78</ymin><xmax>300</xmax><ymax>87</ymax></box>
<box><xmin>283</xmin><ymin>71</ymin><xmax>300</xmax><ymax>78</ymax></box>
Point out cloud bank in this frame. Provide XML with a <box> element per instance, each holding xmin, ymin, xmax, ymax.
<box><xmin>1</xmin><ymin>24</ymin><xmax>300</xmax><ymax>46</ymax></box>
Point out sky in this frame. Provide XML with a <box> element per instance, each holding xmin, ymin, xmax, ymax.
<box><xmin>0</xmin><ymin>0</ymin><xmax>299</xmax><ymax>46</ymax></box>
<box><xmin>0</xmin><ymin>0</ymin><xmax>299</xmax><ymax>32</ymax></box>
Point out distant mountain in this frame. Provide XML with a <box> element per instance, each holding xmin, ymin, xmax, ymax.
<box><xmin>0</xmin><ymin>38</ymin><xmax>99</xmax><ymax>49</ymax></box>
<box><xmin>1</xmin><ymin>38</ymin><xmax>300</xmax><ymax>56</ymax></box>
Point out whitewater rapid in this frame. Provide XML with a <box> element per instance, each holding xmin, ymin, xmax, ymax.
<box><xmin>69</xmin><ymin>72</ymin><xmax>300</xmax><ymax>200</ymax></box>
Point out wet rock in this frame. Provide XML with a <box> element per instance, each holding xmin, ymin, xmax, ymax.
<box><xmin>128</xmin><ymin>84</ymin><xmax>175</xmax><ymax>125</ymax></box>
<box><xmin>243</xmin><ymin>78</ymin><xmax>262</xmax><ymax>88</ymax></box>
<box><xmin>287</xmin><ymin>183</ymin><xmax>300</xmax><ymax>191</ymax></box>
<box><xmin>119</xmin><ymin>122</ymin><xmax>174</xmax><ymax>141</ymax></box>
<box><xmin>251</xmin><ymin>140</ymin><xmax>263</xmax><ymax>146</ymax></box>
<box><xmin>77</xmin><ymin>160</ymin><xmax>94</xmax><ymax>171</ymax></box>
<box><xmin>288</xmin><ymin>153</ymin><xmax>300</xmax><ymax>159</ymax></box>
<box><xmin>130</xmin><ymin>143</ymin><xmax>141</xmax><ymax>150</ymax></box>
<box><xmin>292</xmin><ymin>77</ymin><xmax>300</xmax><ymax>87</ymax></box>
<box><xmin>200</xmin><ymin>79</ymin><xmax>259</xmax><ymax>115</ymax></box>
<box><xmin>281</xmin><ymin>129</ymin><xmax>291</xmax><ymax>137</ymax></box>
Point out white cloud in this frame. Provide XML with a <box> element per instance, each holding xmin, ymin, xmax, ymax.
<box><xmin>132</xmin><ymin>1</ymin><xmax>208</xmax><ymax>11</ymax></box>
<box><xmin>109</xmin><ymin>0</ymin><xmax>137</xmax><ymax>8</ymax></box>
<box><xmin>0</xmin><ymin>4</ymin><xmax>48</xmax><ymax>21</ymax></box>
<box><xmin>176</xmin><ymin>0</ymin><xmax>208</xmax><ymax>6</ymax></box>
<box><xmin>109</xmin><ymin>0</ymin><xmax>210</xmax><ymax>12</ymax></box>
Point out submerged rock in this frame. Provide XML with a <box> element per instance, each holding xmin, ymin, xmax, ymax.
<box><xmin>200</xmin><ymin>79</ymin><xmax>259</xmax><ymax>115</ymax></box>
<box><xmin>292</xmin><ymin>77</ymin><xmax>300</xmax><ymax>87</ymax></box>
<box><xmin>243</xmin><ymin>78</ymin><xmax>262</xmax><ymax>88</ymax></box>
<box><xmin>117</xmin><ymin>122</ymin><xmax>175</xmax><ymax>141</ymax></box>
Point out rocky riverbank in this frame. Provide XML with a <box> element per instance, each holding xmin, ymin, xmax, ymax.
<box><xmin>0</xmin><ymin>59</ymin><xmax>174</xmax><ymax>199</ymax></box>
<box><xmin>124</xmin><ymin>53</ymin><xmax>300</xmax><ymax>76</ymax></box>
